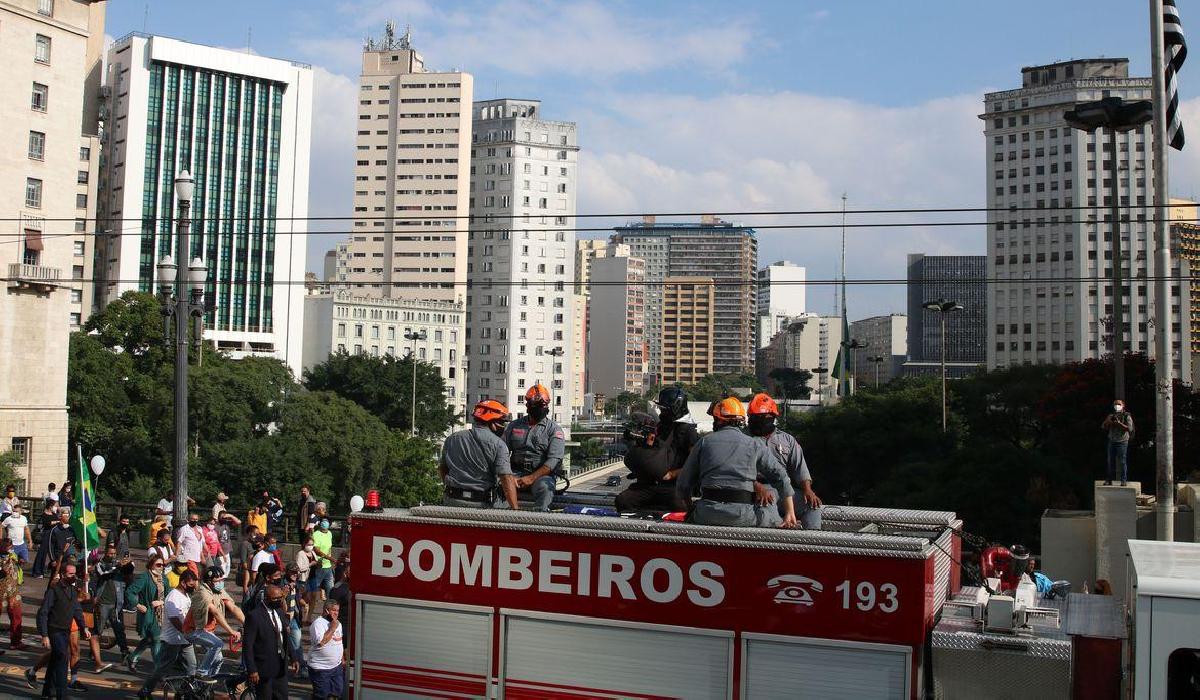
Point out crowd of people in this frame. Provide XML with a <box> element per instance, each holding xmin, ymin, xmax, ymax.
<box><xmin>0</xmin><ymin>485</ymin><xmax>351</xmax><ymax>699</ymax></box>
<box><xmin>441</xmin><ymin>383</ymin><xmax>823</xmax><ymax>528</ymax></box>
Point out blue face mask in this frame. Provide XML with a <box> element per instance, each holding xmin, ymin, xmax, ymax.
<box><xmin>267</xmin><ymin>544</ymin><xmax>277</xmax><ymax>552</ymax></box>
<box><xmin>319</xmin><ymin>520</ymin><xmax>330</xmax><ymax>530</ymax></box>
<box><xmin>213</xmin><ymin>581</ymin><xmax>225</xmax><ymax>592</ymax></box>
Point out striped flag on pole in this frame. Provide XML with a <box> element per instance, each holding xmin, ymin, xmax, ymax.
<box><xmin>1165</xmin><ymin>0</ymin><xmax>1188</xmax><ymax>150</ymax></box>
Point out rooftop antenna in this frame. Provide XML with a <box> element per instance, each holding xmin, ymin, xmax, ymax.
<box><xmin>400</xmin><ymin>24</ymin><xmax>412</xmax><ymax>50</ymax></box>
<box><xmin>142</xmin><ymin>2</ymin><xmax>148</xmax><ymax>32</ymax></box>
<box><xmin>246</xmin><ymin>27</ymin><xmax>252</xmax><ymax>54</ymax></box>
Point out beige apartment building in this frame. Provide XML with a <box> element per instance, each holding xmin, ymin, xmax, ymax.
<box><xmin>1</xmin><ymin>0</ymin><xmax>105</xmax><ymax>492</ymax></box>
<box><xmin>661</xmin><ymin>277</ymin><xmax>715</xmax><ymax>385</ymax></box>
<box><xmin>588</xmin><ymin>254</ymin><xmax>646</xmax><ymax>398</ymax></box>
<box><xmin>336</xmin><ymin>24</ymin><xmax>472</xmax><ymax>305</ymax></box>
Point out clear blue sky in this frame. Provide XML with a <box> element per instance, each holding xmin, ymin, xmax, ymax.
<box><xmin>104</xmin><ymin>0</ymin><xmax>1200</xmax><ymax>317</ymax></box>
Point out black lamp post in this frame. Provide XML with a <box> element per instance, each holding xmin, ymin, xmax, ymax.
<box><xmin>923</xmin><ymin>299</ymin><xmax>963</xmax><ymax>432</ymax></box>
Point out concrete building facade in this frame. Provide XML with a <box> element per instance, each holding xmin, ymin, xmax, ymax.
<box><xmin>1171</xmin><ymin>199</ymin><xmax>1200</xmax><ymax>387</ymax></box>
<box><xmin>335</xmin><ymin>25</ymin><xmax>472</xmax><ymax>305</ymax></box>
<box><xmin>464</xmin><ymin>98</ymin><xmax>577</xmax><ymax>425</ymax></box>
<box><xmin>95</xmin><ymin>33</ymin><xmax>312</xmax><ymax>376</ymax></box>
<box><xmin>1</xmin><ymin>0</ymin><xmax>105</xmax><ymax>492</ymax></box>
<box><xmin>906</xmin><ymin>253</ymin><xmax>986</xmax><ymax>377</ymax></box>
<box><xmin>612</xmin><ymin>216</ymin><xmax>757</xmax><ymax>379</ymax></box>
<box><xmin>588</xmin><ymin>254</ymin><xmax>646</xmax><ymax>398</ymax></box>
<box><xmin>982</xmin><ymin>59</ymin><xmax>1190</xmax><ymax>381</ymax></box>
<box><xmin>776</xmin><ymin>314</ymin><xmax>842</xmax><ymax>403</ymax></box>
<box><xmin>849</xmin><ymin>313</ymin><xmax>908</xmax><ymax>388</ymax></box>
<box><xmin>757</xmin><ymin>260</ymin><xmax>806</xmax><ymax>348</ymax></box>
<box><xmin>661</xmin><ymin>277</ymin><xmax>715</xmax><ymax>385</ymax></box>
<box><xmin>301</xmin><ymin>290</ymin><xmax>464</xmax><ymax>401</ymax></box>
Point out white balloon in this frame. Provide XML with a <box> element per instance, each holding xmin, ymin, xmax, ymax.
<box><xmin>89</xmin><ymin>455</ymin><xmax>106</xmax><ymax>476</ymax></box>
<box><xmin>350</xmin><ymin>495</ymin><xmax>364</xmax><ymax>513</ymax></box>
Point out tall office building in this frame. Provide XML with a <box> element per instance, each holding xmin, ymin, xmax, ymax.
<box><xmin>464</xmin><ymin>98</ymin><xmax>577</xmax><ymax>424</ymax></box>
<box><xmin>759</xmin><ymin>314</ymin><xmax>841</xmax><ymax>402</ymax></box>
<box><xmin>575</xmin><ymin>239</ymin><xmax>621</xmax><ymax>294</ymax></box>
<box><xmin>661</xmin><ymin>277</ymin><xmax>715</xmax><ymax>385</ymax></box>
<box><xmin>2</xmin><ymin>0</ymin><xmax>106</xmax><ymax>491</ymax></box>
<box><xmin>1170</xmin><ymin>198</ymin><xmax>1199</xmax><ymax>386</ymax></box>
<box><xmin>849</xmin><ymin>314</ymin><xmax>907</xmax><ymax>387</ymax></box>
<box><xmin>571</xmin><ymin>293</ymin><xmax>587</xmax><ymax>412</ymax></box>
<box><xmin>612</xmin><ymin>216</ymin><xmax>757</xmax><ymax>378</ymax></box>
<box><xmin>335</xmin><ymin>24</ymin><xmax>472</xmax><ymax>303</ymax></box>
<box><xmin>588</xmin><ymin>254</ymin><xmax>646</xmax><ymax>398</ymax></box>
<box><xmin>906</xmin><ymin>254</ymin><xmax>986</xmax><ymax>377</ymax></box>
<box><xmin>95</xmin><ymin>33</ymin><xmax>312</xmax><ymax>376</ymax></box>
<box><xmin>983</xmin><ymin>59</ymin><xmax>1189</xmax><ymax>379</ymax></box>
<box><xmin>757</xmin><ymin>260</ymin><xmax>806</xmax><ymax>348</ymax></box>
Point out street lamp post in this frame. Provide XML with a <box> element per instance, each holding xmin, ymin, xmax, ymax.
<box><xmin>1064</xmin><ymin>96</ymin><xmax>1153</xmax><ymax>401</ymax></box>
<box><xmin>846</xmin><ymin>339</ymin><xmax>867</xmax><ymax>396</ymax></box>
<box><xmin>156</xmin><ymin>171</ymin><xmax>206</xmax><ymax>526</ymax></box>
<box><xmin>404</xmin><ymin>330</ymin><xmax>427</xmax><ymax>436</ymax></box>
<box><xmin>869</xmin><ymin>355</ymin><xmax>886</xmax><ymax>388</ymax></box>
<box><xmin>923</xmin><ymin>299</ymin><xmax>963</xmax><ymax>432</ymax></box>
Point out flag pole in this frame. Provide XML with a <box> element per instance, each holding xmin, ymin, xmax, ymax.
<box><xmin>75</xmin><ymin>442</ymin><xmax>89</xmax><ymax>564</ymax></box>
<box><xmin>1150</xmin><ymin>0</ymin><xmax>1176</xmax><ymax>541</ymax></box>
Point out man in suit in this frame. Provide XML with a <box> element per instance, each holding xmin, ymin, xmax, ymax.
<box><xmin>242</xmin><ymin>584</ymin><xmax>300</xmax><ymax>699</ymax></box>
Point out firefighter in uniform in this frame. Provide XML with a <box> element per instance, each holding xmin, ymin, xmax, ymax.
<box><xmin>614</xmin><ymin>388</ymin><xmax>698</xmax><ymax>513</ymax></box>
<box><xmin>675</xmin><ymin>397</ymin><xmax>797</xmax><ymax>528</ymax></box>
<box><xmin>503</xmin><ymin>384</ymin><xmax>565</xmax><ymax>512</ymax></box>
<box><xmin>439</xmin><ymin>400</ymin><xmax>520</xmax><ymax>509</ymax></box>
<box><xmin>746</xmin><ymin>393</ymin><xmax>823</xmax><ymax>529</ymax></box>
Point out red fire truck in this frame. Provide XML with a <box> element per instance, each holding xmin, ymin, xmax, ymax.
<box><xmin>348</xmin><ymin>504</ymin><xmax>961</xmax><ymax>699</ymax></box>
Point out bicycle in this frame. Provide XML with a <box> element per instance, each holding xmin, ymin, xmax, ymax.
<box><xmin>158</xmin><ymin>669</ymin><xmax>255</xmax><ymax>700</ymax></box>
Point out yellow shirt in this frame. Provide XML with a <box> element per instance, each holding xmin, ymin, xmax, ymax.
<box><xmin>247</xmin><ymin>510</ymin><xmax>267</xmax><ymax>535</ymax></box>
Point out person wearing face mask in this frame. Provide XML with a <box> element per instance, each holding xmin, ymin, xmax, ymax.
<box><xmin>614</xmin><ymin>389</ymin><xmax>699</xmax><ymax>513</ymax></box>
<box><xmin>502</xmin><ymin>384</ymin><xmax>565</xmax><ymax>512</ymax></box>
<box><xmin>104</xmin><ymin>515</ymin><xmax>131</xmax><ymax>561</ymax></box>
<box><xmin>93</xmin><ymin>546</ymin><xmax>131</xmax><ymax>666</ymax></box>
<box><xmin>123</xmin><ymin>554</ymin><xmax>166</xmax><ymax>673</ymax></box>
<box><xmin>295</xmin><ymin>536</ymin><xmax>318</xmax><ymax>619</ymax></box>
<box><xmin>35</xmin><ymin>562</ymin><xmax>89</xmax><ymax>698</ymax></box>
<box><xmin>265</xmin><ymin>534</ymin><xmax>284</xmax><ymax>571</ymax></box>
<box><xmin>1102</xmin><ymin>398</ymin><xmax>1135</xmax><ymax>486</ymax></box>
<box><xmin>137</xmin><ymin>569</ymin><xmax>198</xmax><ymax>698</ymax></box>
<box><xmin>175</xmin><ymin>514</ymin><xmax>206</xmax><ymax>575</ymax></box>
<box><xmin>0</xmin><ymin>539</ymin><xmax>24</xmax><ymax>651</ymax></box>
<box><xmin>309</xmin><ymin>519</ymin><xmax>337</xmax><ymax>621</ymax></box>
<box><xmin>189</xmin><ymin>566</ymin><xmax>241</xmax><ymax>676</ymax></box>
<box><xmin>746</xmin><ymin>393</ymin><xmax>823</xmax><ymax>530</ymax></box>
<box><xmin>441</xmin><ymin>399</ymin><xmax>518</xmax><ymax>510</ymax></box>
<box><xmin>243</xmin><ymin>584</ymin><xmax>301</xmax><ymax>699</ymax></box>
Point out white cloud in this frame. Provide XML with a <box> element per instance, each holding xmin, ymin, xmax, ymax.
<box><xmin>578</xmin><ymin>91</ymin><xmax>987</xmax><ymax>316</ymax></box>
<box><xmin>304</xmin><ymin>66</ymin><xmax>359</xmax><ymax>272</ymax></box>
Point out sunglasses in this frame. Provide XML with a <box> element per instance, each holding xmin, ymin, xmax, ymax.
<box><xmin>152</xmin><ymin>565</ymin><xmax>164</xmax><ymax>570</ymax></box>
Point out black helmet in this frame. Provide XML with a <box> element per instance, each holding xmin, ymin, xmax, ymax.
<box><xmin>203</xmin><ymin>565</ymin><xmax>224</xmax><ymax>581</ymax></box>
<box><xmin>655</xmin><ymin>387</ymin><xmax>688</xmax><ymax>421</ymax></box>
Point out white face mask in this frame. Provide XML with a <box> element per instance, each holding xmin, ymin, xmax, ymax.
<box><xmin>1113</xmin><ymin>404</ymin><xmax>1124</xmax><ymax>412</ymax></box>
<box><xmin>304</xmin><ymin>545</ymin><xmax>314</xmax><ymax>553</ymax></box>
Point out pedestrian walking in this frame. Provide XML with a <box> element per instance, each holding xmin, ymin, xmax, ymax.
<box><xmin>34</xmin><ymin>561</ymin><xmax>89</xmax><ymax>698</ymax></box>
<box><xmin>243</xmin><ymin>584</ymin><xmax>301</xmax><ymax>699</ymax></box>
<box><xmin>136</xmin><ymin>569</ymin><xmax>198</xmax><ymax>698</ymax></box>
<box><xmin>4</xmin><ymin>503</ymin><xmax>32</xmax><ymax>564</ymax></box>
<box><xmin>123</xmin><ymin>554</ymin><xmax>166</xmax><ymax>672</ymax></box>
<box><xmin>308</xmin><ymin>600</ymin><xmax>346</xmax><ymax>699</ymax></box>
<box><xmin>0</xmin><ymin>539</ymin><xmax>25</xmax><ymax>651</ymax></box>
<box><xmin>296</xmin><ymin>486</ymin><xmax>316</xmax><ymax>541</ymax></box>
<box><xmin>31</xmin><ymin>500</ymin><xmax>57</xmax><ymax>578</ymax></box>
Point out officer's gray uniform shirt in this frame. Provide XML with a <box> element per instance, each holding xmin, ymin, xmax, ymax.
<box><xmin>441</xmin><ymin>426</ymin><xmax>512</xmax><ymax>492</ymax></box>
<box><xmin>502</xmin><ymin>417</ymin><xmax>565</xmax><ymax>474</ymax></box>
<box><xmin>761</xmin><ymin>429</ymin><xmax>812</xmax><ymax>485</ymax></box>
<box><xmin>676</xmin><ymin>425</ymin><xmax>794</xmax><ymax>527</ymax></box>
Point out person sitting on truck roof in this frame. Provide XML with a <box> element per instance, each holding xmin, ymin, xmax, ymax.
<box><xmin>614</xmin><ymin>409</ymin><xmax>692</xmax><ymax>514</ymax></box>
<box><xmin>675</xmin><ymin>397</ymin><xmax>797</xmax><ymax>529</ymax></box>
<box><xmin>440</xmin><ymin>399</ymin><xmax>519</xmax><ymax>510</ymax></box>
<box><xmin>502</xmin><ymin>384</ymin><xmax>565</xmax><ymax>512</ymax></box>
<box><xmin>746</xmin><ymin>393</ymin><xmax>823</xmax><ymax>530</ymax></box>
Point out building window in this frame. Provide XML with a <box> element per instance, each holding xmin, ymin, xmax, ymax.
<box><xmin>69</xmin><ymin>312</ymin><xmax>81</xmax><ymax>326</ymax></box>
<box><xmin>75</xmin><ymin>193</ymin><xmax>87</xmax><ymax>209</ymax></box>
<box><xmin>34</xmin><ymin>35</ymin><xmax>51</xmax><ymax>64</ymax></box>
<box><xmin>70</xmin><ymin>288</ymin><xmax>82</xmax><ymax>303</ymax></box>
<box><xmin>38</xmin><ymin>0</ymin><xmax>53</xmax><ymax>16</ymax></box>
<box><xmin>28</xmin><ymin>131</ymin><xmax>45</xmax><ymax>160</ymax></box>
<box><xmin>25</xmin><ymin>178</ymin><xmax>42</xmax><ymax>208</ymax></box>
<box><xmin>10</xmin><ymin>438</ymin><xmax>30</xmax><ymax>471</ymax></box>
<box><xmin>72</xmin><ymin>241</ymin><xmax>84</xmax><ymax>256</ymax></box>
<box><xmin>77</xmin><ymin>170</ymin><xmax>89</xmax><ymax>184</ymax></box>
<box><xmin>79</xmin><ymin>146</ymin><xmax>90</xmax><ymax>161</ymax></box>
<box><xmin>74</xmin><ymin>218</ymin><xmax>86</xmax><ymax>232</ymax></box>
<box><xmin>31</xmin><ymin>83</ymin><xmax>48</xmax><ymax>111</ymax></box>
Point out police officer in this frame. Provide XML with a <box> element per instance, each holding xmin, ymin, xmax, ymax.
<box><xmin>746</xmin><ymin>393</ymin><xmax>823</xmax><ymax>529</ymax></box>
<box><xmin>503</xmin><ymin>384</ymin><xmax>565</xmax><ymax>511</ymax></box>
<box><xmin>439</xmin><ymin>400</ymin><xmax>519</xmax><ymax>509</ymax></box>
<box><xmin>675</xmin><ymin>397</ymin><xmax>797</xmax><ymax>528</ymax></box>
<box><xmin>614</xmin><ymin>388</ymin><xmax>698</xmax><ymax>512</ymax></box>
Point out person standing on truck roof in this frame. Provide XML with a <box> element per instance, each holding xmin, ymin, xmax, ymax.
<box><xmin>502</xmin><ymin>384</ymin><xmax>565</xmax><ymax>512</ymax></box>
<box><xmin>441</xmin><ymin>399</ymin><xmax>520</xmax><ymax>510</ymax></box>
<box><xmin>675</xmin><ymin>397</ymin><xmax>797</xmax><ymax>528</ymax></box>
<box><xmin>746</xmin><ymin>393</ymin><xmax>823</xmax><ymax>530</ymax></box>
<box><xmin>615</xmin><ymin>388</ymin><xmax>698</xmax><ymax>513</ymax></box>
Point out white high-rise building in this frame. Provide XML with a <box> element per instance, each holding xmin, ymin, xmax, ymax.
<box><xmin>335</xmin><ymin>26</ymin><xmax>472</xmax><ymax>304</ymax></box>
<box><xmin>983</xmin><ymin>58</ymin><xmax>1189</xmax><ymax>379</ymax></box>
<box><xmin>95</xmin><ymin>33</ymin><xmax>312</xmax><ymax>376</ymax></box>
<box><xmin>2</xmin><ymin>0</ymin><xmax>106</xmax><ymax>492</ymax></box>
<box><xmin>757</xmin><ymin>260</ymin><xmax>806</xmax><ymax>348</ymax></box>
<box><xmin>465</xmin><ymin>98</ymin><xmax>577</xmax><ymax>424</ymax></box>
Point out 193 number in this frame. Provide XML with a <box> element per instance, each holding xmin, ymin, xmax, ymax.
<box><xmin>834</xmin><ymin>580</ymin><xmax>899</xmax><ymax>613</ymax></box>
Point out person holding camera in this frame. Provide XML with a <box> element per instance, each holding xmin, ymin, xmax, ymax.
<box><xmin>1102</xmin><ymin>398</ymin><xmax>1135</xmax><ymax>486</ymax></box>
<box><xmin>614</xmin><ymin>388</ymin><xmax>698</xmax><ymax>513</ymax></box>
<box><xmin>502</xmin><ymin>384</ymin><xmax>565</xmax><ymax>512</ymax></box>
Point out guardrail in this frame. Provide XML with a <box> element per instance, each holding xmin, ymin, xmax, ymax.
<box><xmin>569</xmin><ymin>457</ymin><xmax>623</xmax><ymax>478</ymax></box>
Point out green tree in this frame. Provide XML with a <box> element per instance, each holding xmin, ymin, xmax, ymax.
<box><xmin>768</xmin><ymin>367</ymin><xmax>813</xmax><ymax>401</ymax></box>
<box><xmin>685</xmin><ymin>372</ymin><xmax>763</xmax><ymax>402</ymax></box>
<box><xmin>303</xmin><ymin>352</ymin><xmax>458</xmax><ymax>436</ymax></box>
<box><xmin>0</xmin><ymin>451</ymin><xmax>22</xmax><ymax>492</ymax></box>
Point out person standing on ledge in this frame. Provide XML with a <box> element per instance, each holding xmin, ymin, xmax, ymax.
<box><xmin>1102</xmin><ymin>398</ymin><xmax>1134</xmax><ymax>486</ymax></box>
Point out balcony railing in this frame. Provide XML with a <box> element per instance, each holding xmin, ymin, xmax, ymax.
<box><xmin>7</xmin><ymin>262</ymin><xmax>61</xmax><ymax>291</ymax></box>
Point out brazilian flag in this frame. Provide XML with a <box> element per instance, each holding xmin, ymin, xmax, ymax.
<box><xmin>71</xmin><ymin>445</ymin><xmax>101</xmax><ymax>553</ymax></box>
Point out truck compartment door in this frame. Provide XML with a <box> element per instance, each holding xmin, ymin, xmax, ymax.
<box><xmin>356</xmin><ymin>596</ymin><xmax>494</xmax><ymax>699</ymax></box>
<box><xmin>742</xmin><ymin>632</ymin><xmax>911</xmax><ymax>700</ymax></box>
<box><xmin>500</xmin><ymin>609</ymin><xmax>733</xmax><ymax>699</ymax></box>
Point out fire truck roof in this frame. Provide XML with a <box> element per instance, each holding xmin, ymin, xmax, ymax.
<box><xmin>354</xmin><ymin>504</ymin><xmax>962</xmax><ymax>560</ymax></box>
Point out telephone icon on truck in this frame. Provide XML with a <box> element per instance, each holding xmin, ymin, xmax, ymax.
<box><xmin>767</xmin><ymin>574</ymin><xmax>824</xmax><ymax>606</ymax></box>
